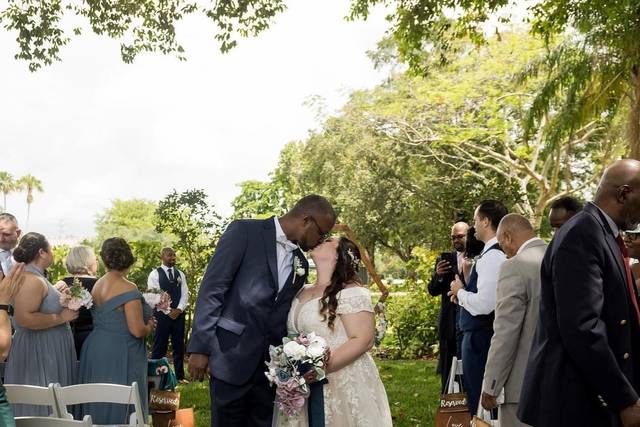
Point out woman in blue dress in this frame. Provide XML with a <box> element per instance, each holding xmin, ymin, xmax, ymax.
<box><xmin>79</xmin><ymin>237</ymin><xmax>156</xmax><ymax>424</ymax></box>
<box><xmin>4</xmin><ymin>233</ymin><xmax>78</xmax><ymax>417</ymax></box>
<box><xmin>0</xmin><ymin>263</ymin><xmax>27</xmax><ymax>426</ymax></box>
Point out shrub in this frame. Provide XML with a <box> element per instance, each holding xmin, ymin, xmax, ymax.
<box><xmin>379</xmin><ymin>281</ymin><xmax>440</xmax><ymax>359</ymax></box>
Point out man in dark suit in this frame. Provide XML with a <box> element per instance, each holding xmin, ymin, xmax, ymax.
<box><xmin>428</xmin><ymin>221</ymin><xmax>468</xmax><ymax>392</ymax></box>
<box><xmin>187</xmin><ymin>195</ymin><xmax>336</xmax><ymax>427</ymax></box>
<box><xmin>519</xmin><ymin>159</ymin><xmax>640</xmax><ymax>427</ymax></box>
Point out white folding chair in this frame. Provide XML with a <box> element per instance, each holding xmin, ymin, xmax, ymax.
<box><xmin>447</xmin><ymin>356</ymin><xmax>464</xmax><ymax>393</ymax></box>
<box><xmin>3</xmin><ymin>383</ymin><xmax>62</xmax><ymax>417</ymax></box>
<box><xmin>15</xmin><ymin>415</ymin><xmax>93</xmax><ymax>427</ymax></box>
<box><xmin>54</xmin><ymin>382</ymin><xmax>146</xmax><ymax>426</ymax></box>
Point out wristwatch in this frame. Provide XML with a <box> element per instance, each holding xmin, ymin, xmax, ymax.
<box><xmin>0</xmin><ymin>304</ymin><xmax>13</xmax><ymax>316</ymax></box>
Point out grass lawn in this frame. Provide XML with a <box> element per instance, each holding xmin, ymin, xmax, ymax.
<box><xmin>177</xmin><ymin>359</ymin><xmax>440</xmax><ymax>426</ymax></box>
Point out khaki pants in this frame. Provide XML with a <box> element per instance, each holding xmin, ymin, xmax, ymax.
<box><xmin>499</xmin><ymin>403</ymin><xmax>532</xmax><ymax>427</ymax></box>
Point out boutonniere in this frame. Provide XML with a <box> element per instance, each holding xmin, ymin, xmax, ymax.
<box><xmin>293</xmin><ymin>254</ymin><xmax>307</xmax><ymax>281</ymax></box>
<box><xmin>176</xmin><ymin>275</ymin><xmax>182</xmax><ymax>285</ymax></box>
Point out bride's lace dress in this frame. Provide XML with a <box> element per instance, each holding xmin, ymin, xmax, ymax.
<box><xmin>274</xmin><ymin>285</ymin><xmax>393</xmax><ymax>427</ymax></box>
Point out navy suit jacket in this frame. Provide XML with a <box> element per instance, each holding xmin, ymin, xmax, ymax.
<box><xmin>187</xmin><ymin>217</ymin><xmax>308</xmax><ymax>385</ymax></box>
<box><xmin>518</xmin><ymin>203</ymin><xmax>640</xmax><ymax>426</ymax></box>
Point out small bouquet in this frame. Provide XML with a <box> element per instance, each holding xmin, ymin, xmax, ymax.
<box><xmin>265</xmin><ymin>332</ymin><xmax>328</xmax><ymax>417</ymax></box>
<box><xmin>58</xmin><ymin>277</ymin><xmax>93</xmax><ymax>311</ymax></box>
<box><xmin>374</xmin><ymin>302</ymin><xmax>388</xmax><ymax>346</ymax></box>
<box><xmin>142</xmin><ymin>288</ymin><xmax>172</xmax><ymax>314</ymax></box>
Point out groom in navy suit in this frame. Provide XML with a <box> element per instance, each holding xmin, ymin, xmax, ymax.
<box><xmin>188</xmin><ymin>195</ymin><xmax>337</xmax><ymax>427</ymax></box>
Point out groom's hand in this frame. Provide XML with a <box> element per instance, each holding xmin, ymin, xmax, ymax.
<box><xmin>188</xmin><ymin>353</ymin><xmax>210</xmax><ymax>381</ymax></box>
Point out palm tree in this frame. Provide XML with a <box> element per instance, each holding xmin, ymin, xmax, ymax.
<box><xmin>0</xmin><ymin>172</ymin><xmax>15</xmax><ymax>212</ymax></box>
<box><xmin>16</xmin><ymin>175</ymin><xmax>43</xmax><ymax>231</ymax></box>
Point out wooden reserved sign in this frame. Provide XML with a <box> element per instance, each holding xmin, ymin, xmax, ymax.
<box><xmin>149</xmin><ymin>389</ymin><xmax>180</xmax><ymax>412</ymax></box>
<box><xmin>435</xmin><ymin>392</ymin><xmax>472</xmax><ymax>427</ymax></box>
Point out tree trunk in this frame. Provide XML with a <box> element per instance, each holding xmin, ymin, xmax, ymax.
<box><xmin>26</xmin><ymin>203</ymin><xmax>31</xmax><ymax>231</ymax></box>
<box><xmin>629</xmin><ymin>65</ymin><xmax>640</xmax><ymax>159</ymax></box>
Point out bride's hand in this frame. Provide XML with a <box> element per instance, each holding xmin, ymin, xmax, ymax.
<box><xmin>303</xmin><ymin>370</ymin><xmax>318</xmax><ymax>384</ymax></box>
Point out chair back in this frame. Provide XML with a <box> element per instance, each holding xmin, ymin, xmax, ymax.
<box><xmin>4</xmin><ymin>383</ymin><xmax>61</xmax><ymax>417</ymax></box>
<box><xmin>54</xmin><ymin>382</ymin><xmax>145</xmax><ymax>426</ymax></box>
<box><xmin>15</xmin><ymin>415</ymin><xmax>92</xmax><ymax>427</ymax></box>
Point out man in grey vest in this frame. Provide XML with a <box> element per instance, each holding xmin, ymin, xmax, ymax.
<box><xmin>481</xmin><ymin>214</ymin><xmax>546</xmax><ymax>426</ymax></box>
<box><xmin>148</xmin><ymin>247</ymin><xmax>189</xmax><ymax>382</ymax></box>
<box><xmin>0</xmin><ymin>213</ymin><xmax>21</xmax><ymax>279</ymax></box>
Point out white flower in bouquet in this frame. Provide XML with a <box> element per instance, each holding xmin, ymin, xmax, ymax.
<box><xmin>283</xmin><ymin>341</ymin><xmax>307</xmax><ymax>361</ymax></box>
<box><xmin>306</xmin><ymin>341</ymin><xmax>326</xmax><ymax>358</ymax></box>
<box><xmin>59</xmin><ymin>277</ymin><xmax>93</xmax><ymax>311</ymax></box>
<box><xmin>142</xmin><ymin>288</ymin><xmax>172</xmax><ymax>314</ymax></box>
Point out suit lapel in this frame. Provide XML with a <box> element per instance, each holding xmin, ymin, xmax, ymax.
<box><xmin>604</xmin><ymin>232</ymin><xmax>627</xmax><ymax>285</ymax></box>
<box><xmin>280</xmin><ymin>248</ymin><xmax>308</xmax><ymax>296</ymax></box>
<box><xmin>587</xmin><ymin>204</ymin><xmax>627</xmax><ymax>285</ymax></box>
<box><xmin>262</xmin><ymin>217</ymin><xmax>279</xmax><ymax>292</ymax></box>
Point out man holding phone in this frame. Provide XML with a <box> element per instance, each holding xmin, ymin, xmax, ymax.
<box><xmin>428</xmin><ymin>221</ymin><xmax>469</xmax><ymax>391</ymax></box>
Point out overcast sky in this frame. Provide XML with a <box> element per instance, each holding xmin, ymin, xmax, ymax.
<box><xmin>0</xmin><ymin>0</ymin><xmax>389</xmax><ymax>240</ymax></box>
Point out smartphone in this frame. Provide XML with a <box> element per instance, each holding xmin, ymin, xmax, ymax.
<box><xmin>439</xmin><ymin>252</ymin><xmax>455</xmax><ymax>266</ymax></box>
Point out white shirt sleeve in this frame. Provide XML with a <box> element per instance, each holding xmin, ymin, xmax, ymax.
<box><xmin>178</xmin><ymin>271</ymin><xmax>189</xmax><ymax>312</ymax></box>
<box><xmin>457</xmin><ymin>249</ymin><xmax>506</xmax><ymax>316</ymax></box>
<box><xmin>147</xmin><ymin>269</ymin><xmax>160</xmax><ymax>290</ymax></box>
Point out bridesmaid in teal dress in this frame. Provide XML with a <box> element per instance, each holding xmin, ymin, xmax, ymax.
<box><xmin>4</xmin><ymin>233</ymin><xmax>78</xmax><ymax>417</ymax></box>
<box><xmin>79</xmin><ymin>238</ymin><xmax>156</xmax><ymax>424</ymax></box>
<box><xmin>0</xmin><ymin>263</ymin><xmax>27</xmax><ymax>427</ymax></box>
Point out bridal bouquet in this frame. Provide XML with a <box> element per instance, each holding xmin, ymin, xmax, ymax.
<box><xmin>142</xmin><ymin>288</ymin><xmax>172</xmax><ymax>314</ymax></box>
<box><xmin>58</xmin><ymin>277</ymin><xmax>93</xmax><ymax>311</ymax></box>
<box><xmin>265</xmin><ymin>332</ymin><xmax>328</xmax><ymax>417</ymax></box>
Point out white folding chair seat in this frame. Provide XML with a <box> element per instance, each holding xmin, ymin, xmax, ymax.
<box><xmin>15</xmin><ymin>415</ymin><xmax>93</xmax><ymax>427</ymax></box>
<box><xmin>54</xmin><ymin>382</ymin><xmax>146</xmax><ymax>426</ymax></box>
<box><xmin>3</xmin><ymin>383</ymin><xmax>61</xmax><ymax>417</ymax></box>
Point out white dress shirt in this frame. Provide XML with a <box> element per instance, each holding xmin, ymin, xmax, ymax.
<box><xmin>274</xmin><ymin>217</ymin><xmax>298</xmax><ymax>292</ymax></box>
<box><xmin>457</xmin><ymin>236</ymin><xmax>507</xmax><ymax>316</ymax></box>
<box><xmin>147</xmin><ymin>265</ymin><xmax>189</xmax><ymax>312</ymax></box>
<box><xmin>0</xmin><ymin>249</ymin><xmax>14</xmax><ymax>275</ymax></box>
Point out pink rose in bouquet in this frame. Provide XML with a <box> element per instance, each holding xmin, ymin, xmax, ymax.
<box><xmin>142</xmin><ymin>288</ymin><xmax>172</xmax><ymax>314</ymax></box>
<box><xmin>59</xmin><ymin>277</ymin><xmax>93</xmax><ymax>311</ymax></box>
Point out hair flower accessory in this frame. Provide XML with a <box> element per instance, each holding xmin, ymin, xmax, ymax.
<box><xmin>346</xmin><ymin>248</ymin><xmax>360</xmax><ymax>271</ymax></box>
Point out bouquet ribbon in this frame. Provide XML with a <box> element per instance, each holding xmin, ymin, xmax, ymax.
<box><xmin>307</xmin><ymin>378</ymin><xmax>328</xmax><ymax>427</ymax></box>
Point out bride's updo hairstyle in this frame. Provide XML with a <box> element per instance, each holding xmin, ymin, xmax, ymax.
<box><xmin>13</xmin><ymin>232</ymin><xmax>49</xmax><ymax>264</ymax></box>
<box><xmin>319</xmin><ymin>237</ymin><xmax>362</xmax><ymax>330</ymax></box>
<box><xmin>100</xmin><ymin>237</ymin><xmax>136</xmax><ymax>271</ymax></box>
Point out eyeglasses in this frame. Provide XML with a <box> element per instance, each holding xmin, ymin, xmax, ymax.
<box><xmin>451</xmin><ymin>234</ymin><xmax>466</xmax><ymax>241</ymax></box>
<box><xmin>309</xmin><ymin>216</ymin><xmax>331</xmax><ymax>240</ymax></box>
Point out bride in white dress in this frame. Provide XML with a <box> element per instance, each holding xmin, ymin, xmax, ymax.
<box><xmin>274</xmin><ymin>236</ymin><xmax>393</xmax><ymax>427</ymax></box>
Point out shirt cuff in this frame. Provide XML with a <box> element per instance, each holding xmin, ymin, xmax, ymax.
<box><xmin>457</xmin><ymin>289</ymin><xmax>468</xmax><ymax>306</ymax></box>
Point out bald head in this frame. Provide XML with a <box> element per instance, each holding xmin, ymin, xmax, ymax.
<box><xmin>497</xmin><ymin>214</ymin><xmax>536</xmax><ymax>258</ymax></box>
<box><xmin>451</xmin><ymin>222</ymin><xmax>469</xmax><ymax>252</ymax></box>
<box><xmin>594</xmin><ymin>159</ymin><xmax>640</xmax><ymax>230</ymax></box>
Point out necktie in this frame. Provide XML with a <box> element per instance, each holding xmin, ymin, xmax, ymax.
<box><xmin>615</xmin><ymin>235</ymin><xmax>640</xmax><ymax>326</ymax></box>
<box><xmin>168</xmin><ymin>268</ymin><xmax>175</xmax><ymax>282</ymax></box>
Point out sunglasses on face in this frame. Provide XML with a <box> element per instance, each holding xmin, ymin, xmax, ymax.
<box><xmin>451</xmin><ymin>234</ymin><xmax>466</xmax><ymax>241</ymax></box>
